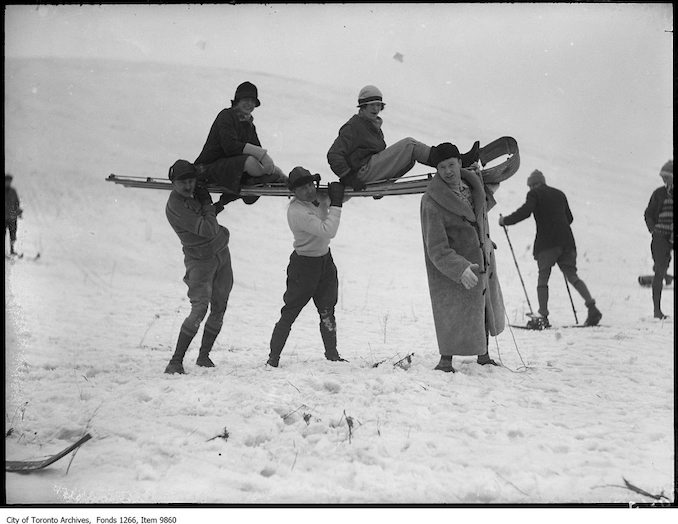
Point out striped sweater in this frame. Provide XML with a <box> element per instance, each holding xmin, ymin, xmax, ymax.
<box><xmin>644</xmin><ymin>186</ymin><xmax>673</xmax><ymax>242</ymax></box>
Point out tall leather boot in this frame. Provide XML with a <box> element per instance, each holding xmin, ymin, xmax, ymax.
<box><xmin>196</xmin><ymin>329</ymin><xmax>218</xmax><ymax>367</ymax></box>
<box><xmin>165</xmin><ymin>331</ymin><xmax>194</xmax><ymax>374</ymax></box>
<box><xmin>536</xmin><ymin>285</ymin><xmax>549</xmax><ymax>318</ymax></box>
<box><xmin>319</xmin><ymin>313</ymin><xmax>346</xmax><ymax>362</ymax></box>
<box><xmin>268</xmin><ymin>321</ymin><xmax>291</xmax><ymax>367</ymax></box>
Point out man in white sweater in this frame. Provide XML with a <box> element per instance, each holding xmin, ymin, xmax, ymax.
<box><xmin>267</xmin><ymin>167</ymin><xmax>348</xmax><ymax>367</ymax></box>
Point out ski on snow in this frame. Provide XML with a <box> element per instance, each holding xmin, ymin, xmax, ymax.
<box><xmin>5</xmin><ymin>252</ymin><xmax>41</xmax><ymax>261</ymax></box>
<box><xmin>509</xmin><ymin>323</ymin><xmax>607</xmax><ymax>330</ymax></box>
<box><xmin>6</xmin><ymin>433</ymin><xmax>92</xmax><ymax>472</ymax></box>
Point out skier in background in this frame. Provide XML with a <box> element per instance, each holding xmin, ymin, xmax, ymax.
<box><xmin>327</xmin><ymin>85</ymin><xmax>479</xmax><ymax>191</ymax></box>
<box><xmin>194</xmin><ymin>81</ymin><xmax>287</xmax><ymax>205</ymax></box>
<box><xmin>643</xmin><ymin>160</ymin><xmax>673</xmax><ymax>319</ymax></box>
<box><xmin>5</xmin><ymin>174</ymin><xmax>23</xmax><ymax>256</ymax></box>
<box><xmin>163</xmin><ymin>159</ymin><xmax>236</xmax><ymax>375</ymax></box>
<box><xmin>499</xmin><ymin>169</ymin><xmax>602</xmax><ymax>327</ymax></box>
<box><xmin>267</xmin><ymin>167</ymin><xmax>348</xmax><ymax>368</ymax></box>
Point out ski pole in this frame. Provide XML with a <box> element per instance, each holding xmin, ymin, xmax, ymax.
<box><xmin>501</xmin><ymin>222</ymin><xmax>535</xmax><ymax>315</ymax></box>
<box><xmin>562</xmin><ymin>272</ymin><xmax>579</xmax><ymax>324</ymax></box>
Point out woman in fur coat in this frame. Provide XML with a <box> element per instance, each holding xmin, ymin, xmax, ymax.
<box><xmin>420</xmin><ymin>142</ymin><xmax>506</xmax><ymax>373</ymax></box>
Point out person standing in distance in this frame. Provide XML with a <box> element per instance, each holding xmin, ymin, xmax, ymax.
<box><xmin>5</xmin><ymin>174</ymin><xmax>23</xmax><ymax>256</ymax></box>
<box><xmin>643</xmin><ymin>160</ymin><xmax>673</xmax><ymax>319</ymax></box>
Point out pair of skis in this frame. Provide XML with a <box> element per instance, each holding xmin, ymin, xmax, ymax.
<box><xmin>106</xmin><ymin>136</ymin><xmax>520</xmax><ymax>198</ymax></box>
<box><xmin>509</xmin><ymin>314</ymin><xmax>602</xmax><ymax>330</ymax></box>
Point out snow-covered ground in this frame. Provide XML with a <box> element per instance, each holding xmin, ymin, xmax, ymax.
<box><xmin>4</xmin><ymin>57</ymin><xmax>674</xmax><ymax>511</ymax></box>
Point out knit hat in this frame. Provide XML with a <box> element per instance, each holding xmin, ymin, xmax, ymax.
<box><xmin>429</xmin><ymin>142</ymin><xmax>461</xmax><ymax>167</ymax></box>
<box><xmin>357</xmin><ymin>85</ymin><xmax>385</xmax><ymax>107</ymax></box>
<box><xmin>232</xmin><ymin>81</ymin><xmax>261</xmax><ymax>107</ymax></box>
<box><xmin>288</xmin><ymin>166</ymin><xmax>321</xmax><ymax>190</ymax></box>
<box><xmin>168</xmin><ymin>159</ymin><xmax>197</xmax><ymax>181</ymax></box>
<box><xmin>527</xmin><ymin>169</ymin><xmax>546</xmax><ymax>187</ymax></box>
<box><xmin>660</xmin><ymin>160</ymin><xmax>673</xmax><ymax>178</ymax></box>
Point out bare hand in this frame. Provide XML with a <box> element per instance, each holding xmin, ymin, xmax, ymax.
<box><xmin>460</xmin><ymin>264</ymin><xmax>479</xmax><ymax>289</ymax></box>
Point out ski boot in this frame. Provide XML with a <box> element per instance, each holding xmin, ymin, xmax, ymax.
<box><xmin>526</xmin><ymin>315</ymin><xmax>550</xmax><ymax>330</ymax></box>
<box><xmin>461</xmin><ymin>141</ymin><xmax>481</xmax><ymax>168</ymax></box>
<box><xmin>584</xmin><ymin>304</ymin><xmax>602</xmax><ymax>326</ymax></box>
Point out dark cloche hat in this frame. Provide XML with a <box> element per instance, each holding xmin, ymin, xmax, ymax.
<box><xmin>232</xmin><ymin>81</ymin><xmax>261</xmax><ymax>107</ymax></box>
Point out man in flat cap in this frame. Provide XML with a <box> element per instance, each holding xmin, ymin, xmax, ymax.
<box><xmin>164</xmin><ymin>159</ymin><xmax>235</xmax><ymax>374</ymax></box>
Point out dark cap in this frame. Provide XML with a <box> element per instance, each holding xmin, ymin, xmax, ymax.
<box><xmin>5</xmin><ymin>173</ymin><xmax>13</xmax><ymax>181</ymax></box>
<box><xmin>429</xmin><ymin>143</ymin><xmax>461</xmax><ymax>167</ymax></box>
<box><xmin>168</xmin><ymin>160</ymin><xmax>197</xmax><ymax>181</ymax></box>
<box><xmin>660</xmin><ymin>160</ymin><xmax>673</xmax><ymax>177</ymax></box>
<box><xmin>288</xmin><ymin>166</ymin><xmax>321</xmax><ymax>190</ymax></box>
<box><xmin>527</xmin><ymin>169</ymin><xmax>546</xmax><ymax>187</ymax></box>
<box><xmin>232</xmin><ymin>81</ymin><xmax>261</xmax><ymax>107</ymax></box>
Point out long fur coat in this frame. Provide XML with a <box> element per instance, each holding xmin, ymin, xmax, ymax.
<box><xmin>420</xmin><ymin>171</ymin><xmax>506</xmax><ymax>356</ymax></box>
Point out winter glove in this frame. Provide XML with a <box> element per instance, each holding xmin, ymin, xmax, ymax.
<box><xmin>340</xmin><ymin>171</ymin><xmax>366</xmax><ymax>191</ymax></box>
<box><xmin>194</xmin><ymin>184</ymin><xmax>213</xmax><ymax>205</ymax></box>
<box><xmin>214</xmin><ymin>193</ymin><xmax>240</xmax><ymax>215</ymax></box>
<box><xmin>498</xmin><ymin>215</ymin><xmax>506</xmax><ymax>227</ymax></box>
<box><xmin>328</xmin><ymin>182</ymin><xmax>345</xmax><ymax>208</ymax></box>
<box><xmin>460</xmin><ymin>264</ymin><xmax>479</xmax><ymax>289</ymax></box>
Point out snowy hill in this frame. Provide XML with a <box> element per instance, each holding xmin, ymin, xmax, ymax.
<box><xmin>4</xmin><ymin>58</ymin><xmax>674</xmax><ymax>504</ymax></box>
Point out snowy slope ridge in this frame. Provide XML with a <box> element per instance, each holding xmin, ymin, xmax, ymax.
<box><xmin>4</xmin><ymin>58</ymin><xmax>674</xmax><ymax>504</ymax></box>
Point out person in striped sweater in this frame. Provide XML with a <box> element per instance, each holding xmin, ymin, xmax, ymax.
<box><xmin>644</xmin><ymin>160</ymin><xmax>673</xmax><ymax>319</ymax></box>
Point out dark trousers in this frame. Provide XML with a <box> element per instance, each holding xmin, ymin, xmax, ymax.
<box><xmin>270</xmin><ymin>250</ymin><xmax>339</xmax><ymax>359</ymax></box>
<box><xmin>197</xmin><ymin>157</ymin><xmax>248</xmax><ymax>193</ymax></box>
<box><xmin>651</xmin><ymin>233</ymin><xmax>673</xmax><ymax>314</ymax></box>
<box><xmin>536</xmin><ymin>246</ymin><xmax>594</xmax><ymax>317</ymax></box>
<box><xmin>5</xmin><ymin>218</ymin><xmax>17</xmax><ymax>243</ymax></box>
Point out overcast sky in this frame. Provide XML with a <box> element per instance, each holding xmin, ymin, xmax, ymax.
<box><xmin>5</xmin><ymin>3</ymin><xmax>674</xmax><ymax>172</ymax></box>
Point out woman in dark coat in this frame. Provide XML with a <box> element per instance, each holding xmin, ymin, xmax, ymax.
<box><xmin>194</xmin><ymin>81</ymin><xmax>286</xmax><ymax>197</ymax></box>
<box><xmin>420</xmin><ymin>143</ymin><xmax>505</xmax><ymax>373</ymax></box>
